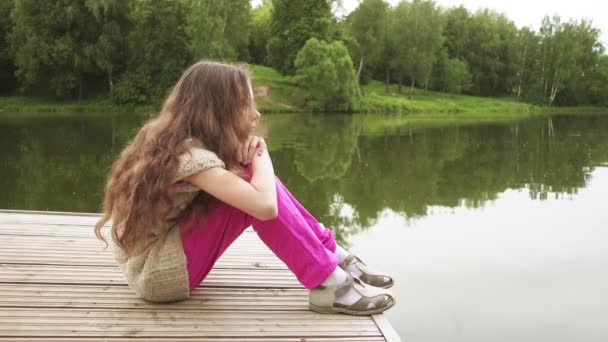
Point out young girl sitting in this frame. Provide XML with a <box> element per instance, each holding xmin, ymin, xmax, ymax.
<box><xmin>94</xmin><ymin>61</ymin><xmax>395</xmax><ymax>315</ymax></box>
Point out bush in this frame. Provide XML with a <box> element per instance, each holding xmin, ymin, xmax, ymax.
<box><xmin>444</xmin><ymin>58</ymin><xmax>472</xmax><ymax>94</ymax></box>
<box><xmin>294</xmin><ymin>38</ymin><xmax>360</xmax><ymax>112</ymax></box>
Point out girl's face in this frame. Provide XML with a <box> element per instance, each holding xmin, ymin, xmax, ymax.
<box><xmin>246</xmin><ymin>82</ymin><xmax>261</xmax><ymax>132</ymax></box>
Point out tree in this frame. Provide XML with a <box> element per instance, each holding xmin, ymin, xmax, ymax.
<box><xmin>463</xmin><ymin>9</ymin><xmax>517</xmax><ymax>96</ymax></box>
<box><xmin>85</xmin><ymin>0</ymin><xmax>132</xmax><ymax>96</ymax></box>
<box><xmin>587</xmin><ymin>55</ymin><xmax>608</xmax><ymax>106</ymax></box>
<box><xmin>186</xmin><ymin>0</ymin><xmax>251</xmax><ymax>61</ymax></box>
<box><xmin>267</xmin><ymin>0</ymin><xmax>332</xmax><ymax>75</ymax></box>
<box><xmin>444</xmin><ymin>58</ymin><xmax>472</xmax><ymax>93</ymax></box>
<box><xmin>345</xmin><ymin>0</ymin><xmax>389</xmax><ymax>82</ymax></box>
<box><xmin>535</xmin><ymin>16</ymin><xmax>602</xmax><ymax>106</ymax></box>
<box><xmin>0</xmin><ymin>0</ymin><xmax>16</xmax><ymax>94</ymax></box>
<box><xmin>113</xmin><ymin>0</ymin><xmax>191</xmax><ymax>104</ymax></box>
<box><xmin>294</xmin><ymin>38</ymin><xmax>360</xmax><ymax>111</ymax></box>
<box><xmin>557</xmin><ymin>19</ymin><xmax>603</xmax><ymax>105</ymax></box>
<box><xmin>443</xmin><ymin>6</ymin><xmax>469</xmax><ymax>61</ymax></box>
<box><xmin>249</xmin><ymin>0</ymin><xmax>272</xmax><ymax>64</ymax></box>
<box><xmin>10</xmin><ymin>0</ymin><xmax>100</xmax><ymax>100</ymax></box>
<box><xmin>388</xmin><ymin>0</ymin><xmax>444</xmax><ymax>98</ymax></box>
<box><xmin>514</xmin><ymin>27</ymin><xmax>538</xmax><ymax>100</ymax></box>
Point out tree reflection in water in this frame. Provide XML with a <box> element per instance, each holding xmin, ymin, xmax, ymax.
<box><xmin>1</xmin><ymin>113</ymin><xmax>607</xmax><ymax>245</ymax></box>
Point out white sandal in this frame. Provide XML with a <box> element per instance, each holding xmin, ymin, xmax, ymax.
<box><xmin>339</xmin><ymin>254</ymin><xmax>394</xmax><ymax>289</ymax></box>
<box><xmin>309</xmin><ymin>273</ymin><xmax>396</xmax><ymax>315</ymax></box>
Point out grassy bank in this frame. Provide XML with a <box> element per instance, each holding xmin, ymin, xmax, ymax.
<box><xmin>0</xmin><ymin>95</ymin><xmax>155</xmax><ymax>118</ymax></box>
<box><xmin>1</xmin><ymin>64</ymin><xmax>606</xmax><ymax>116</ymax></box>
<box><xmin>250</xmin><ymin>65</ymin><xmax>606</xmax><ymax>114</ymax></box>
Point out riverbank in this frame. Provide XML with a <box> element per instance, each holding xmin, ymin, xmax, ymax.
<box><xmin>250</xmin><ymin>65</ymin><xmax>606</xmax><ymax>114</ymax></box>
<box><xmin>1</xmin><ymin>64</ymin><xmax>606</xmax><ymax>116</ymax></box>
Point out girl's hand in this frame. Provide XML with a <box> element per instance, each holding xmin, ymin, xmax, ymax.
<box><xmin>239</xmin><ymin>135</ymin><xmax>267</xmax><ymax>165</ymax></box>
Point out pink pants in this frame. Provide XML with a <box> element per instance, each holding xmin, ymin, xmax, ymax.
<box><xmin>178</xmin><ymin>176</ymin><xmax>339</xmax><ymax>291</ymax></box>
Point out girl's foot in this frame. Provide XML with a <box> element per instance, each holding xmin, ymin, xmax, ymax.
<box><xmin>339</xmin><ymin>253</ymin><xmax>394</xmax><ymax>289</ymax></box>
<box><xmin>310</xmin><ymin>272</ymin><xmax>396</xmax><ymax>315</ymax></box>
<box><xmin>332</xmin><ymin>241</ymin><xmax>394</xmax><ymax>289</ymax></box>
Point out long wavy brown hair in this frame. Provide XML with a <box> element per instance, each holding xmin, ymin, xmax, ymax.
<box><xmin>95</xmin><ymin>61</ymin><xmax>255</xmax><ymax>260</ymax></box>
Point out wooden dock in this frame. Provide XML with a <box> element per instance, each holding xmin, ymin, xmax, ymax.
<box><xmin>0</xmin><ymin>210</ymin><xmax>401</xmax><ymax>341</ymax></box>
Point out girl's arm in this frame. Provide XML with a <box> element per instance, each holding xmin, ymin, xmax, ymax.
<box><xmin>184</xmin><ymin>138</ymin><xmax>278</xmax><ymax>220</ymax></box>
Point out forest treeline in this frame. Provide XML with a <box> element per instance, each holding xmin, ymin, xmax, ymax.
<box><xmin>0</xmin><ymin>0</ymin><xmax>606</xmax><ymax>109</ymax></box>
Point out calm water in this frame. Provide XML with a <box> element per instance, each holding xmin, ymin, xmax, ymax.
<box><xmin>1</xmin><ymin>112</ymin><xmax>608</xmax><ymax>341</ymax></box>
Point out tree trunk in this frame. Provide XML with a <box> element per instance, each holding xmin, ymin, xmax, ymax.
<box><xmin>549</xmin><ymin>69</ymin><xmax>560</xmax><ymax>106</ymax></box>
<box><xmin>356</xmin><ymin>55</ymin><xmax>364</xmax><ymax>82</ymax></box>
<box><xmin>108</xmin><ymin>69</ymin><xmax>114</xmax><ymax>97</ymax></box>
<box><xmin>385</xmin><ymin>67</ymin><xmax>390</xmax><ymax>93</ymax></box>
<box><xmin>408</xmin><ymin>79</ymin><xmax>415</xmax><ymax>99</ymax></box>
<box><xmin>398</xmin><ymin>72</ymin><xmax>403</xmax><ymax>94</ymax></box>
<box><xmin>517</xmin><ymin>42</ymin><xmax>528</xmax><ymax>100</ymax></box>
<box><xmin>77</xmin><ymin>77</ymin><xmax>83</xmax><ymax>104</ymax></box>
<box><xmin>541</xmin><ymin>42</ymin><xmax>546</xmax><ymax>100</ymax></box>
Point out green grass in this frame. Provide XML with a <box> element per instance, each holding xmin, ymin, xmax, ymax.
<box><xmin>249</xmin><ymin>65</ymin><xmax>301</xmax><ymax>112</ymax></box>
<box><xmin>248</xmin><ymin>66</ymin><xmax>606</xmax><ymax>115</ymax></box>
<box><xmin>0</xmin><ymin>95</ymin><xmax>155</xmax><ymax>118</ymax></box>
<box><xmin>2</xmin><ymin>64</ymin><xmax>607</xmax><ymax>117</ymax></box>
<box><xmin>359</xmin><ymin>81</ymin><xmax>538</xmax><ymax>114</ymax></box>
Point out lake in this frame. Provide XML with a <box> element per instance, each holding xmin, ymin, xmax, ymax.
<box><xmin>1</xmin><ymin>112</ymin><xmax>607</xmax><ymax>341</ymax></box>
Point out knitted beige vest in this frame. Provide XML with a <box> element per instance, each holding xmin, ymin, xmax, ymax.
<box><xmin>111</xmin><ymin>143</ymin><xmax>225</xmax><ymax>302</ymax></box>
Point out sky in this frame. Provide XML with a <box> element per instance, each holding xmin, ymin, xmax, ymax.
<box><xmin>252</xmin><ymin>0</ymin><xmax>607</xmax><ymax>49</ymax></box>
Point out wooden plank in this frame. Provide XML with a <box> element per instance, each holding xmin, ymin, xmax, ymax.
<box><xmin>0</xmin><ymin>229</ymin><xmax>289</xmax><ymax>269</ymax></box>
<box><xmin>0</xmin><ymin>222</ymin><xmax>261</xmax><ymax>238</ymax></box>
<box><xmin>0</xmin><ymin>257</ymin><xmax>285</xmax><ymax>269</ymax></box>
<box><xmin>0</xmin><ymin>209</ymin><xmax>101</xmax><ymax>217</ymax></box>
<box><xmin>0</xmin><ymin>308</ymin><xmax>380</xmax><ymax>337</ymax></box>
<box><xmin>0</xmin><ymin>338</ymin><xmax>387</xmax><ymax>342</ymax></box>
<box><xmin>373</xmin><ymin>314</ymin><xmax>403</xmax><ymax>342</ymax></box>
<box><xmin>0</xmin><ymin>211</ymin><xmax>101</xmax><ymax>226</ymax></box>
<box><xmin>0</xmin><ymin>264</ymin><xmax>300</xmax><ymax>288</ymax></box>
<box><xmin>0</xmin><ymin>284</ymin><xmax>309</xmax><ymax>311</ymax></box>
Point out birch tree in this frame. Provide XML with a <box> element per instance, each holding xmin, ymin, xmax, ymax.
<box><xmin>514</xmin><ymin>27</ymin><xmax>538</xmax><ymax>100</ymax></box>
<box><xmin>538</xmin><ymin>16</ymin><xmax>580</xmax><ymax>105</ymax></box>
<box><xmin>345</xmin><ymin>0</ymin><xmax>389</xmax><ymax>82</ymax></box>
<box><xmin>85</xmin><ymin>0</ymin><xmax>131</xmax><ymax>96</ymax></box>
<box><xmin>186</xmin><ymin>0</ymin><xmax>251</xmax><ymax>61</ymax></box>
<box><xmin>388</xmin><ymin>0</ymin><xmax>444</xmax><ymax>99</ymax></box>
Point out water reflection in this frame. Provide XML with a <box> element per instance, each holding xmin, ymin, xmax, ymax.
<box><xmin>1</xmin><ymin>113</ymin><xmax>607</xmax><ymax>245</ymax></box>
<box><xmin>268</xmin><ymin>114</ymin><xmax>608</xmax><ymax>244</ymax></box>
<box><xmin>348</xmin><ymin>168</ymin><xmax>608</xmax><ymax>341</ymax></box>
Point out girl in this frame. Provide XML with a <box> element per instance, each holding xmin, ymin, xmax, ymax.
<box><xmin>94</xmin><ymin>61</ymin><xmax>395</xmax><ymax>315</ymax></box>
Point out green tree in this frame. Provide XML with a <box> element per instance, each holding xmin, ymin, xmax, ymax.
<box><xmin>113</xmin><ymin>0</ymin><xmax>191</xmax><ymax>104</ymax></box>
<box><xmin>587</xmin><ymin>55</ymin><xmax>608</xmax><ymax>106</ymax></box>
<box><xmin>345</xmin><ymin>0</ymin><xmax>389</xmax><ymax>82</ymax></box>
<box><xmin>534</xmin><ymin>16</ymin><xmax>602</xmax><ymax>106</ymax></box>
<box><xmin>267</xmin><ymin>0</ymin><xmax>332</xmax><ymax>75</ymax></box>
<box><xmin>443</xmin><ymin>6</ymin><xmax>469</xmax><ymax>61</ymax></box>
<box><xmin>514</xmin><ymin>27</ymin><xmax>539</xmax><ymax>100</ymax></box>
<box><xmin>186</xmin><ymin>0</ymin><xmax>251</xmax><ymax>61</ymax></box>
<box><xmin>0</xmin><ymin>0</ymin><xmax>16</xmax><ymax>94</ymax></box>
<box><xmin>465</xmin><ymin>9</ymin><xmax>517</xmax><ymax>96</ymax></box>
<box><xmin>444</xmin><ymin>58</ymin><xmax>472</xmax><ymax>93</ymax></box>
<box><xmin>85</xmin><ymin>0</ymin><xmax>132</xmax><ymax>97</ymax></box>
<box><xmin>10</xmin><ymin>0</ymin><xmax>100</xmax><ymax>99</ymax></box>
<box><xmin>388</xmin><ymin>0</ymin><xmax>444</xmax><ymax>98</ymax></box>
<box><xmin>294</xmin><ymin>38</ymin><xmax>360</xmax><ymax>111</ymax></box>
<box><xmin>557</xmin><ymin>19</ymin><xmax>603</xmax><ymax>105</ymax></box>
<box><xmin>249</xmin><ymin>0</ymin><xmax>272</xmax><ymax>64</ymax></box>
